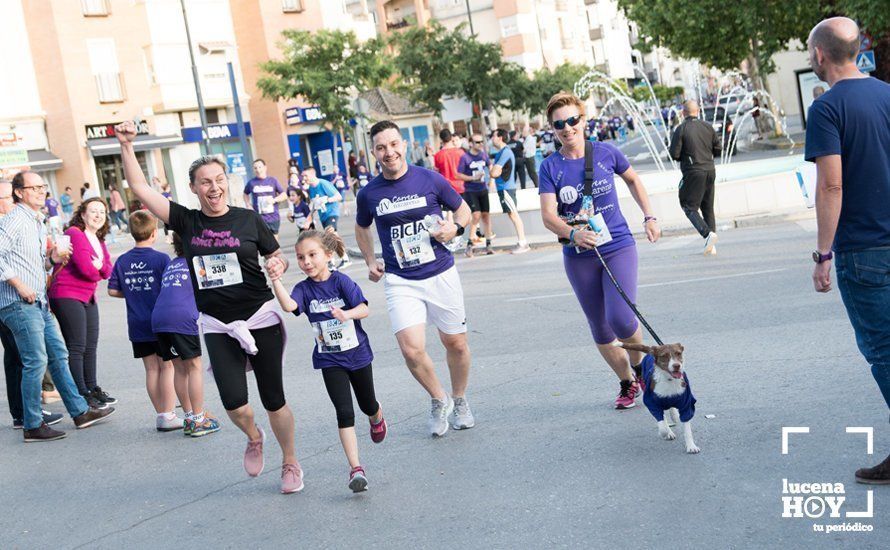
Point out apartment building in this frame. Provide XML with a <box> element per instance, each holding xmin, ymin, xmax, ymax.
<box><xmin>231</xmin><ymin>0</ymin><xmax>378</xmax><ymax>181</ymax></box>
<box><xmin>0</xmin><ymin>0</ymin><xmax>254</xmax><ymax>209</ymax></box>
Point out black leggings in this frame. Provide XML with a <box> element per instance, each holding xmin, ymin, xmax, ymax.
<box><xmin>204</xmin><ymin>324</ymin><xmax>286</xmax><ymax>412</ymax></box>
<box><xmin>321</xmin><ymin>364</ymin><xmax>379</xmax><ymax>429</ymax></box>
<box><xmin>678</xmin><ymin>169</ymin><xmax>716</xmax><ymax>238</ymax></box>
<box><xmin>50</xmin><ymin>298</ymin><xmax>99</xmax><ymax>394</ymax></box>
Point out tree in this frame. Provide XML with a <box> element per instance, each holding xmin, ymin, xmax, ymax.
<box><xmin>521</xmin><ymin>63</ymin><xmax>592</xmax><ymax>116</ymax></box>
<box><xmin>388</xmin><ymin>21</ymin><xmax>528</xmax><ymax>127</ymax></box>
<box><xmin>257</xmin><ymin>29</ymin><xmax>392</xmax><ymax>133</ymax></box>
<box><xmin>618</xmin><ymin>0</ymin><xmax>822</xmax><ymax>90</ymax></box>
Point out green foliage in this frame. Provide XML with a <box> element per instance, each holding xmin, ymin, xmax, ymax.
<box><xmin>631</xmin><ymin>84</ymin><xmax>684</xmax><ymax>103</ymax></box>
<box><xmin>520</xmin><ymin>63</ymin><xmax>592</xmax><ymax>116</ymax></box>
<box><xmin>387</xmin><ymin>21</ymin><xmax>530</xmax><ymax>117</ymax></box>
<box><xmin>257</xmin><ymin>29</ymin><xmax>391</xmax><ymax>132</ymax></box>
<box><xmin>618</xmin><ymin>0</ymin><xmax>821</xmax><ymax>80</ymax></box>
<box><xmin>837</xmin><ymin>0</ymin><xmax>889</xmax><ymax>34</ymax></box>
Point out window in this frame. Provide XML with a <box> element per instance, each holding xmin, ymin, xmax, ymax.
<box><xmin>282</xmin><ymin>0</ymin><xmax>304</xmax><ymax>12</ymax></box>
<box><xmin>81</xmin><ymin>0</ymin><xmax>110</xmax><ymax>16</ymax></box>
<box><xmin>87</xmin><ymin>39</ymin><xmax>125</xmax><ymax>103</ymax></box>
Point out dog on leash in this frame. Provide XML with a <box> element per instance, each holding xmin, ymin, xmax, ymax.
<box><xmin>615</xmin><ymin>342</ymin><xmax>700</xmax><ymax>454</ymax></box>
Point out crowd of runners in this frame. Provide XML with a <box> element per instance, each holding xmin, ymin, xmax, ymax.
<box><xmin>4</xmin><ymin>18</ymin><xmax>890</xmax><ymax>496</ymax></box>
<box><xmin>0</xmin><ymin>91</ymin><xmax>660</xmax><ymax>495</ymax></box>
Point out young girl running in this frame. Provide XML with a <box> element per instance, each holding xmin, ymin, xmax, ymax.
<box><xmin>286</xmin><ymin>187</ymin><xmax>314</xmax><ymax>233</ymax></box>
<box><xmin>152</xmin><ymin>233</ymin><xmax>220</xmax><ymax>437</ymax></box>
<box><xmin>269</xmin><ymin>229</ymin><xmax>386</xmax><ymax>493</ymax></box>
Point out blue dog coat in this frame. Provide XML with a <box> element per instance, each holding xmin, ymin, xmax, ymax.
<box><xmin>641</xmin><ymin>354</ymin><xmax>696</xmax><ymax>422</ymax></box>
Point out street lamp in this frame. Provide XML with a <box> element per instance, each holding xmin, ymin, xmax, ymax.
<box><xmin>180</xmin><ymin>0</ymin><xmax>211</xmax><ymax>155</ymax></box>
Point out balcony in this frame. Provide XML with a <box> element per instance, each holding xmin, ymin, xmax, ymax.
<box><xmin>555</xmin><ymin>0</ymin><xmax>570</xmax><ymax>11</ymax></box>
<box><xmin>589</xmin><ymin>27</ymin><xmax>603</xmax><ymax>41</ymax></box>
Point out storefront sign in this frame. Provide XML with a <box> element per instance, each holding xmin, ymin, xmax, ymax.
<box><xmin>180</xmin><ymin>122</ymin><xmax>253</xmax><ymax>143</ymax></box>
<box><xmin>0</xmin><ymin>147</ymin><xmax>28</xmax><ymax>166</ymax></box>
<box><xmin>1</xmin><ymin>132</ymin><xmax>20</xmax><ymax>147</ymax></box>
<box><xmin>85</xmin><ymin>121</ymin><xmax>150</xmax><ymax>140</ymax></box>
<box><xmin>285</xmin><ymin>105</ymin><xmax>325</xmax><ymax>125</ymax></box>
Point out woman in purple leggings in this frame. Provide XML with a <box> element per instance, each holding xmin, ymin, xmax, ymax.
<box><xmin>539</xmin><ymin>93</ymin><xmax>661</xmax><ymax>410</ymax></box>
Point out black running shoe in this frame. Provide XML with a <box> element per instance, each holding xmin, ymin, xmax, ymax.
<box><xmin>91</xmin><ymin>386</ymin><xmax>117</xmax><ymax>405</ymax></box>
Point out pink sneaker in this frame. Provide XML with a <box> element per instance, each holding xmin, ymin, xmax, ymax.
<box><xmin>614</xmin><ymin>379</ymin><xmax>639</xmax><ymax>410</ymax></box>
<box><xmin>281</xmin><ymin>462</ymin><xmax>304</xmax><ymax>494</ymax></box>
<box><xmin>348</xmin><ymin>466</ymin><xmax>368</xmax><ymax>493</ymax></box>
<box><xmin>370</xmin><ymin>416</ymin><xmax>387</xmax><ymax>444</ymax></box>
<box><xmin>243</xmin><ymin>425</ymin><xmax>265</xmax><ymax>477</ymax></box>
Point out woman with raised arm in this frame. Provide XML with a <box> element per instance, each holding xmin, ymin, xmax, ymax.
<box><xmin>538</xmin><ymin>93</ymin><xmax>662</xmax><ymax>412</ymax></box>
<box><xmin>114</xmin><ymin>121</ymin><xmax>304</xmax><ymax>494</ymax></box>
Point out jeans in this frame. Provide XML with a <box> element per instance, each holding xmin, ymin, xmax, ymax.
<box><xmin>835</xmin><ymin>248</ymin><xmax>890</xmax><ymax>421</ymax></box>
<box><xmin>110</xmin><ymin>210</ymin><xmax>128</xmax><ymax>230</ymax></box>
<box><xmin>50</xmin><ymin>298</ymin><xmax>100</xmax><ymax>394</ymax></box>
<box><xmin>0</xmin><ymin>301</ymin><xmax>88</xmax><ymax>430</ymax></box>
<box><xmin>0</xmin><ymin>319</ymin><xmax>23</xmax><ymax>421</ymax></box>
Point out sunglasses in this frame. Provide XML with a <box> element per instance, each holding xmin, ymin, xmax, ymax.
<box><xmin>553</xmin><ymin>115</ymin><xmax>583</xmax><ymax>130</ymax></box>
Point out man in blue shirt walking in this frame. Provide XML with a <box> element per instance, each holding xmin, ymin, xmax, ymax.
<box><xmin>806</xmin><ymin>17</ymin><xmax>890</xmax><ymax>484</ymax></box>
<box><xmin>490</xmin><ymin>129</ymin><xmax>529</xmax><ymax>254</ymax></box>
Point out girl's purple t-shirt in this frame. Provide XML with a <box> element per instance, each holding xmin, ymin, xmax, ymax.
<box><xmin>290</xmin><ymin>271</ymin><xmax>373</xmax><ymax>370</ymax></box>
<box><xmin>151</xmin><ymin>257</ymin><xmax>199</xmax><ymax>336</ymax></box>
<box><xmin>538</xmin><ymin>141</ymin><xmax>635</xmax><ymax>256</ymax></box>
<box><xmin>355</xmin><ymin>165</ymin><xmax>463</xmax><ymax>280</ymax></box>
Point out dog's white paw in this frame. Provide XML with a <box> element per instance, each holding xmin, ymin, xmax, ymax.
<box><xmin>686</xmin><ymin>443</ymin><xmax>701</xmax><ymax>454</ymax></box>
<box><xmin>660</xmin><ymin>428</ymin><xmax>676</xmax><ymax>440</ymax></box>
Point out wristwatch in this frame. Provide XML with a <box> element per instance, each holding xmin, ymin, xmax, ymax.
<box><xmin>812</xmin><ymin>250</ymin><xmax>833</xmax><ymax>263</ymax></box>
<box><xmin>454</xmin><ymin>223</ymin><xmax>465</xmax><ymax>237</ymax></box>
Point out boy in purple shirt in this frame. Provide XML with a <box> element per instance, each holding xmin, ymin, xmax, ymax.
<box><xmin>108</xmin><ymin>211</ymin><xmax>181</xmax><ymax>431</ymax></box>
<box><xmin>244</xmin><ymin>158</ymin><xmax>286</xmax><ymax>238</ymax></box>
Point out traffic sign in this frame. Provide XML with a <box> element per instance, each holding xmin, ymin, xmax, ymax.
<box><xmin>856</xmin><ymin>50</ymin><xmax>876</xmax><ymax>73</ymax></box>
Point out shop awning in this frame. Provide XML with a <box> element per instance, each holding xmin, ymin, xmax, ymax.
<box><xmin>0</xmin><ymin>149</ymin><xmax>63</xmax><ymax>172</ymax></box>
<box><xmin>87</xmin><ymin>134</ymin><xmax>182</xmax><ymax>157</ymax></box>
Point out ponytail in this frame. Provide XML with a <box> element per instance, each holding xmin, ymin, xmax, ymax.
<box><xmin>297</xmin><ymin>227</ymin><xmax>346</xmax><ymax>258</ymax></box>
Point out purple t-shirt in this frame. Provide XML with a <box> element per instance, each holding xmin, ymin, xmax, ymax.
<box><xmin>109</xmin><ymin>247</ymin><xmax>170</xmax><ymax>342</ymax></box>
<box><xmin>290</xmin><ymin>271</ymin><xmax>373</xmax><ymax>370</ymax></box>
<box><xmin>356</xmin><ymin>165</ymin><xmax>463</xmax><ymax>280</ymax></box>
<box><xmin>538</xmin><ymin>141</ymin><xmax>634</xmax><ymax>257</ymax></box>
<box><xmin>457</xmin><ymin>150</ymin><xmax>490</xmax><ymax>193</ymax></box>
<box><xmin>291</xmin><ymin>201</ymin><xmax>311</xmax><ymax>227</ymax></box>
<box><xmin>244</xmin><ymin>176</ymin><xmax>284</xmax><ymax>223</ymax></box>
<box><xmin>151</xmin><ymin>257</ymin><xmax>199</xmax><ymax>336</ymax></box>
<box><xmin>45</xmin><ymin>198</ymin><xmax>60</xmax><ymax>218</ymax></box>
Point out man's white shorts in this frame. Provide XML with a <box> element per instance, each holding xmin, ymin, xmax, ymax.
<box><xmin>384</xmin><ymin>265</ymin><xmax>467</xmax><ymax>335</ymax></box>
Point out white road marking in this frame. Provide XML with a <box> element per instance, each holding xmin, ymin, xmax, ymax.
<box><xmin>506</xmin><ymin>268</ymin><xmax>788</xmax><ymax>302</ymax></box>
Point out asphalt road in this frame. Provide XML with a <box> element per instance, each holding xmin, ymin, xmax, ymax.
<box><xmin>1</xmin><ymin>219</ymin><xmax>887</xmax><ymax>549</ymax></box>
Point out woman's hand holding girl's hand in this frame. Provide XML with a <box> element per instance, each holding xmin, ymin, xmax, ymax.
<box><xmin>265</xmin><ymin>256</ymin><xmax>286</xmax><ymax>281</ymax></box>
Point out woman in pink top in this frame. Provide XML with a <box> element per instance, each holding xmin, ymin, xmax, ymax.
<box><xmin>48</xmin><ymin>197</ymin><xmax>116</xmax><ymax>409</ymax></box>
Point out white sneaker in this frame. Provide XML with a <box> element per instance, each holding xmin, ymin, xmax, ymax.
<box><xmin>428</xmin><ymin>395</ymin><xmax>454</xmax><ymax>437</ymax></box>
<box><xmin>708</xmin><ymin>245</ymin><xmax>717</xmax><ymax>256</ymax></box>
<box><xmin>156</xmin><ymin>413</ymin><xmax>183</xmax><ymax>432</ymax></box>
<box><xmin>703</xmin><ymin>232</ymin><xmax>718</xmax><ymax>255</ymax></box>
<box><xmin>449</xmin><ymin>397</ymin><xmax>475</xmax><ymax>430</ymax></box>
<box><xmin>511</xmin><ymin>243</ymin><xmax>531</xmax><ymax>254</ymax></box>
